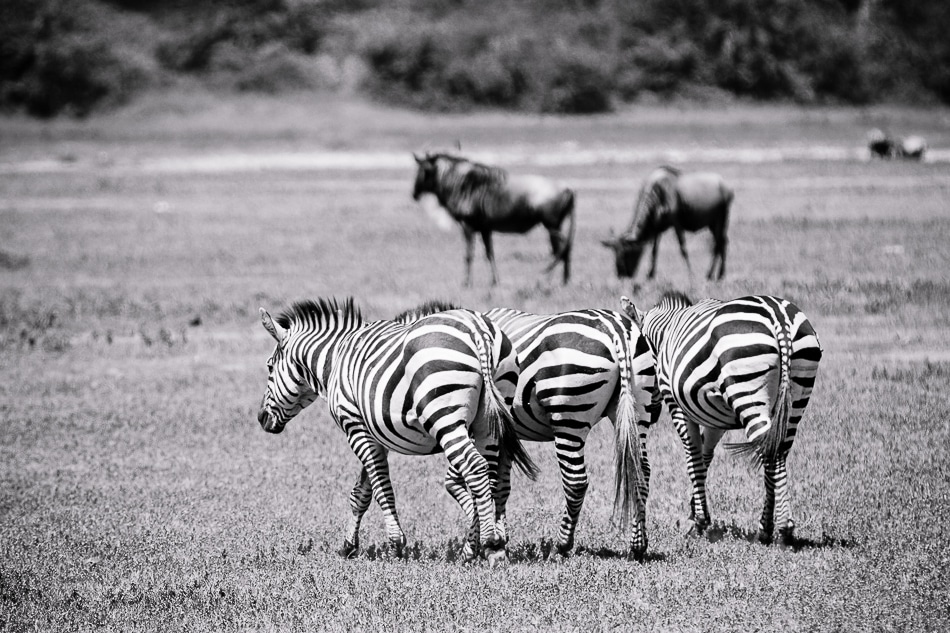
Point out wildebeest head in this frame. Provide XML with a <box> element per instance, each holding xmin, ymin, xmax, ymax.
<box><xmin>412</xmin><ymin>153</ymin><xmax>439</xmax><ymax>201</ymax></box>
<box><xmin>601</xmin><ymin>234</ymin><xmax>646</xmax><ymax>278</ymax></box>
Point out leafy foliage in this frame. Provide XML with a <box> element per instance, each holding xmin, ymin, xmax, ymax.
<box><xmin>0</xmin><ymin>0</ymin><xmax>149</xmax><ymax>117</ymax></box>
<box><xmin>3</xmin><ymin>0</ymin><xmax>950</xmax><ymax>116</ymax></box>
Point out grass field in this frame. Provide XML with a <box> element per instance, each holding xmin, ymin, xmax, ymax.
<box><xmin>1</xmin><ymin>95</ymin><xmax>949</xmax><ymax>631</ymax></box>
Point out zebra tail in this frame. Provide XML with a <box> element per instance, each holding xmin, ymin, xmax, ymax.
<box><xmin>476</xmin><ymin>330</ymin><xmax>540</xmax><ymax>481</ymax></box>
<box><xmin>612</xmin><ymin>334</ymin><xmax>647</xmax><ymax>532</ymax></box>
<box><xmin>726</xmin><ymin>313</ymin><xmax>793</xmax><ymax>468</ymax></box>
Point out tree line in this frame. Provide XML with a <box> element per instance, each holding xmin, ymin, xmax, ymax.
<box><xmin>2</xmin><ymin>0</ymin><xmax>948</xmax><ymax>117</ymax></box>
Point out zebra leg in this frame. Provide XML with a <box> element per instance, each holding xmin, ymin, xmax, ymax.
<box><xmin>493</xmin><ymin>450</ymin><xmax>513</xmax><ymax>546</ymax></box>
<box><xmin>340</xmin><ymin>467</ymin><xmax>373</xmax><ymax>558</ymax></box>
<box><xmin>701</xmin><ymin>427</ymin><xmax>725</xmax><ymax>469</ymax></box>
<box><xmin>670</xmin><ymin>407</ymin><xmax>711</xmax><ymax>534</ymax></box>
<box><xmin>436</xmin><ymin>424</ymin><xmax>506</xmax><ymax>563</ymax></box>
<box><xmin>346</xmin><ymin>432</ymin><xmax>406</xmax><ymax>557</ymax></box>
<box><xmin>443</xmin><ymin>465</ymin><xmax>479</xmax><ymax>561</ymax></box>
<box><xmin>553</xmin><ymin>431</ymin><xmax>589</xmax><ymax>556</ymax></box>
<box><xmin>481</xmin><ymin>231</ymin><xmax>499</xmax><ymax>286</ymax></box>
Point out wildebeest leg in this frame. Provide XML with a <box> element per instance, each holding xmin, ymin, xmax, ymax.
<box><xmin>717</xmin><ymin>205</ymin><xmax>730</xmax><ymax>280</ymax></box>
<box><xmin>545</xmin><ymin>228</ymin><xmax>571</xmax><ymax>284</ymax></box>
<box><xmin>706</xmin><ymin>236</ymin><xmax>721</xmax><ymax>281</ymax></box>
<box><xmin>674</xmin><ymin>227</ymin><xmax>693</xmax><ymax>279</ymax></box>
<box><xmin>481</xmin><ymin>231</ymin><xmax>499</xmax><ymax>286</ymax></box>
<box><xmin>462</xmin><ymin>225</ymin><xmax>476</xmax><ymax>286</ymax></box>
<box><xmin>707</xmin><ymin>211</ymin><xmax>729</xmax><ymax>281</ymax></box>
<box><xmin>647</xmin><ymin>236</ymin><xmax>660</xmax><ymax>279</ymax></box>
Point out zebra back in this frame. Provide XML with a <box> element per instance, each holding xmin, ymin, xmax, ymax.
<box><xmin>485</xmin><ymin>306</ymin><xmax>651</xmax><ymax>529</ymax></box>
<box><xmin>642</xmin><ymin>293</ymin><xmax>820</xmax><ymax>465</ymax></box>
<box><xmin>391</xmin><ymin>303</ymin><xmax>536</xmax><ymax>478</ymax></box>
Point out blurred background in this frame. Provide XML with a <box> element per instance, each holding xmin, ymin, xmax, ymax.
<box><xmin>2</xmin><ymin>0</ymin><xmax>949</xmax><ymax>119</ymax></box>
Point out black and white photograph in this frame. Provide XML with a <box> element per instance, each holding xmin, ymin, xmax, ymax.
<box><xmin>2</xmin><ymin>0</ymin><xmax>948</xmax><ymax>630</ymax></box>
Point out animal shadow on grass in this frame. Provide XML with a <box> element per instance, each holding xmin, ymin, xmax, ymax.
<box><xmin>354</xmin><ymin>538</ymin><xmax>667</xmax><ymax>564</ymax></box>
<box><xmin>702</xmin><ymin>521</ymin><xmax>856</xmax><ymax>552</ymax></box>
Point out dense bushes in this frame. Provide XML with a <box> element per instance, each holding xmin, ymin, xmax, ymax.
<box><xmin>2</xmin><ymin>0</ymin><xmax>949</xmax><ymax>117</ymax></box>
<box><xmin>356</xmin><ymin>0</ymin><xmax>926</xmax><ymax>112</ymax></box>
<box><xmin>0</xmin><ymin>0</ymin><xmax>149</xmax><ymax>117</ymax></box>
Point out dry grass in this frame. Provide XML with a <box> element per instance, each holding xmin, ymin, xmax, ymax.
<box><xmin>1</xmin><ymin>100</ymin><xmax>949</xmax><ymax>631</ymax></box>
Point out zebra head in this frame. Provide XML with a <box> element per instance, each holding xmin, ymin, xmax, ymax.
<box><xmin>257</xmin><ymin>307</ymin><xmax>319</xmax><ymax>434</ymax></box>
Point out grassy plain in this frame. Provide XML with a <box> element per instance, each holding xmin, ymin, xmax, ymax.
<box><xmin>1</xmin><ymin>95</ymin><xmax>949</xmax><ymax>631</ymax></box>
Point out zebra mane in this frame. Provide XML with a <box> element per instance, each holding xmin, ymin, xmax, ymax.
<box><xmin>432</xmin><ymin>153</ymin><xmax>509</xmax><ymax>195</ymax></box>
<box><xmin>656</xmin><ymin>164</ymin><xmax>682</xmax><ymax>177</ymax></box>
<box><xmin>393</xmin><ymin>299</ymin><xmax>460</xmax><ymax>324</ymax></box>
<box><xmin>276</xmin><ymin>297</ymin><xmax>363</xmax><ymax>330</ymax></box>
<box><xmin>657</xmin><ymin>290</ymin><xmax>693</xmax><ymax>309</ymax></box>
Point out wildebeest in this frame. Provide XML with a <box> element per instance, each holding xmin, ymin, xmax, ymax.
<box><xmin>868</xmin><ymin>129</ymin><xmax>896</xmax><ymax>159</ymax></box>
<box><xmin>868</xmin><ymin>129</ymin><xmax>927</xmax><ymax>161</ymax></box>
<box><xmin>412</xmin><ymin>152</ymin><xmax>576</xmax><ymax>286</ymax></box>
<box><xmin>601</xmin><ymin>166</ymin><xmax>734</xmax><ymax>281</ymax></box>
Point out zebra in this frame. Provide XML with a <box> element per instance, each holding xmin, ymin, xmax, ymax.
<box><xmin>395</xmin><ymin>301</ymin><xmax>659</xmax><ymax>558</ymax></box>
<box><xmin>621</xmin><ymin>291</ymin><xmax>822</xmax><ymax>545</ymax></box>
<box><xmin>257</xmin><ymin>297</ymin><xmax>538</xmax><ymax>563</ymax></box>
<box><xmin>412</xmin><ymin>152</ymin><xmax>576</xmax><ymax>286</ymax></box>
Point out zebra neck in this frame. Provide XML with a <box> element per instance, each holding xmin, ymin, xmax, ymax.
<box><xmin>291</xmin><ymin>331</ymin><xmax>345</xmax><ymax>397</ymax></box>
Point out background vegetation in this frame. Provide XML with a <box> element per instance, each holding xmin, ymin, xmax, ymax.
<box><xmin>2</xmin><ymin>0</ymin><xmax>950</xmax><ymax>117</ymax></box>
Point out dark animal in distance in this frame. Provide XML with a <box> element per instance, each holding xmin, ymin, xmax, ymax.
<box><xmin>868</xmin><ymin>129</ymin><xmax>927</xmax><ymax>161</ymax></box>
<box><xmin>412</xmin><ymin>152</ymin><xmax>576</xmax><ymax>286</ymax></box>
<box><xmin>602</xmin><ymin>166</ymin><xmax>734</xmax><ymax>281</ymax></box>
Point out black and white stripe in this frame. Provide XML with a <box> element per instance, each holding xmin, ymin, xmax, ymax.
<box><xmin>257</xmin><ymin>298</ymin><xmax>537</xmax><ymax>563</ymax></box>
<box><xmin>624</xmin><ymin>292</ymin><xmax>822</xmax><ymax>545</ymax></box>
<box><xmin>485</xmin><ymin>306</ymin><xmax>658</xmax><ymax>558</ymax></box>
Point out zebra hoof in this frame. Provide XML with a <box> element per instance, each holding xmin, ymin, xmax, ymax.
<box><xmin>461</xmin><ymin>545</ymin><xmax>478</xmax><ymax>564</ymax></box>
<box><xmin>338</xmin><ymin>540</ymin><xmax>359</xmax><ymax>559</ymax></box>
<box><xmin>555</xmin><ymin>541</ymin><xmax>574</xmax><ymax>558</ymax></box>
<box><xmin>628</xmin><ymin>539</ymin><xmax>648</xmax><ymax>562</ymax></box>
<box><xmin>757</xmin><ymin>529</ymin><xmax>774</xmax><ymax>545</ymax></box>
<box><xmin>685</xmin><ymin>521</ymin><xmax>707</xmax><ymax>537</ymax></box>
<box><xmin>484</xmin><ymin>548</ymin><xmax>508</xmax><ymax>568</ymax></box>
<box><xmin>776</xmin><ymin>527</ymin><xmax>795</xmax><ymax>548</ymax></box>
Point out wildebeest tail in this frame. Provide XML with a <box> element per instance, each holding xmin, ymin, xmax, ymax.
<box><xmin>473</xmin><ymin>326</ymin><xmax>539</xmax><ymax>480</ymax></box>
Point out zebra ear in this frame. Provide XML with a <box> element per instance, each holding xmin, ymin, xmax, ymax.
<box><xmin>620</xmin><ymin>296</ymin><xmax>643</xmax><ymax>329</ymax></box>
<box><xmin>413</xmin><ymin>152</ymin><xmax>424</xmax><ymax>165</ymax></box>
<box><xmin>260</xmin><ymin>307</ymin><xmax>284</xmax><ymax>342</ymax></box>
